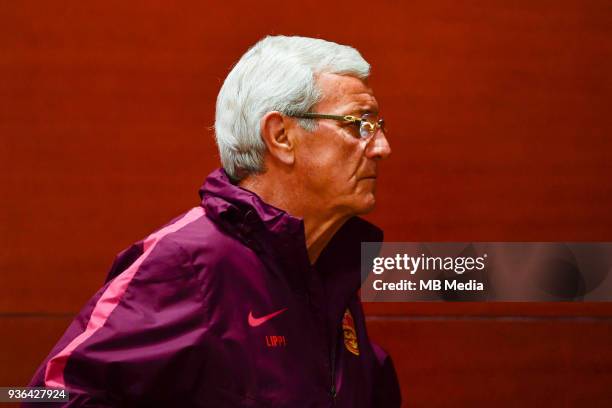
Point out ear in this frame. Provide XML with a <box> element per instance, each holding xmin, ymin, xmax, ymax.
<box><xmin>260</xmin><ymin>111</ymin><xmax>295</xmax><ymax>166</ymax></box>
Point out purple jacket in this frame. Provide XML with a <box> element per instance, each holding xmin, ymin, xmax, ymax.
<box><xmin>28</xmin><ymin>169</ymin><xmax>401</xmax><ymax>407</ymax></box>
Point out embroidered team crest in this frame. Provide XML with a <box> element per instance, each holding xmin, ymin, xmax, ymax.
<box><xmin>342</xmin><ymin>308</ymin><xmax>359</xmax><ymax>356</ymax></box>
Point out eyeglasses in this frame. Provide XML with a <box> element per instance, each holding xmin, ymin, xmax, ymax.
<box><xmin>288</xmin><ymin>112</ymin><xmax>386</xmax><ymax>140</ymax></box>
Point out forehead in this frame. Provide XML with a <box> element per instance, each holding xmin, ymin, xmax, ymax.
<box><xmin>314</xmin><ymin>73</ymin><xmax>379</xmax><ymax>114</ymax></box>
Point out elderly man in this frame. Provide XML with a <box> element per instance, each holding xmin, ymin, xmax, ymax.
<box><xmin>28</xmin><ymin>36</ymin><xmax>401</xmax><ymax>407</ymax></box>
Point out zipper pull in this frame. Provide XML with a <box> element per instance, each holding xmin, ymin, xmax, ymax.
<box><xmin>330</xmin><ymin>384</ymin><xmax>337</xmax><ymax>404</ymax></box>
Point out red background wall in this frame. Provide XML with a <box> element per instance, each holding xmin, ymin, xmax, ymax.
<box><xmin>1</xmin><ymin>1</ymin><xmax>611</xmax><ymax>406</ymax></box>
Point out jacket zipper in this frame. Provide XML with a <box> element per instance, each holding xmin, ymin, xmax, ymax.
<box><xmin>310</xmin><ymin>266</ymin><xmax>337</xmax><ymax>405</ymax></box>
<box><xmin>330</xmin><ymin>341</ymin><xmax>337</xmax><ymax>405</ymax></box>
<box><xmin>327</xmin><ymin>294</ymin><xmax>337</xmax><ymax>405</ymax></box>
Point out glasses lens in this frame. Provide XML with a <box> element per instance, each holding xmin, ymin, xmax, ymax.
<box><xmin>359</xmin><ymin>114</ymin><xmax>381</xmax><ymax>139</ymax></box>
<box><xmin>378</xmin><ymin>118</ymin><xmax>386</xmax><ymax>134</ymax></box>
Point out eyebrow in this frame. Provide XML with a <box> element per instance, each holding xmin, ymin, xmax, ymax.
<box><xmin>339</xmin><ymin>103</ymin><xmax>371</xmax><ymax>113</ymax></box>
<box><xmin>340</xmin><ymin>99</ymin><xmax>379</xmax><ymax>117</ymax></box>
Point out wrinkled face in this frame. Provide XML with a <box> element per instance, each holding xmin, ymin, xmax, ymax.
<box><xmin>293</xmin><ymin>73</ymin><xmax>391</xmax><ymax>216</ymax></box>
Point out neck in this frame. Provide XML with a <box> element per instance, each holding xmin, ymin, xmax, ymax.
<box><xmin>303</xmin><ymin>213</ymin><xmax>349</xmax><ymax>264</ymax></box>
<box><xmin>239</xmin><ymin>175</ymin><xmax>349</xmax><ymax>264</ymax></box>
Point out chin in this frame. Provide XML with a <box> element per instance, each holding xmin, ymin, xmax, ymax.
<box><xmin>352</xmin><ymin>194</ymin><xmax>377</xmax><ymax>215</ymax></box>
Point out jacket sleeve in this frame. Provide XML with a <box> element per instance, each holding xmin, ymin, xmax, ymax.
<box><xmin>25</xmin><ymin>238</ymin><xmax>208</xmax><ymax>407</ymax></box>
<box><xmin>370</xmin><ymin>341</ymin><xmax>402</xmax><ymax>408</ymax></box>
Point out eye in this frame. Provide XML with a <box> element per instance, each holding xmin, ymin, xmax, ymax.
<box><xmin>342</xmin><ymin>120</ymin><xmax>364</xmax><ymax>139</ymax></box>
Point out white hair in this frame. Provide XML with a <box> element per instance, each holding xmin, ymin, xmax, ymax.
<box><xmin>214</xmin><ymin>35</ymin><xmax>370</xmax><ymax>181</ymax></box>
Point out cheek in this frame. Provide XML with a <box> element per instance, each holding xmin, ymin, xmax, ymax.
<box><xmin>297</xmin><ymin>134</ymin><xmax>360</xmax><ymax>177</ymax></box>
<box><xmin>296</xmin><ymin>140</ymin><xmax>339</xmax><ymax>175</ymax></box>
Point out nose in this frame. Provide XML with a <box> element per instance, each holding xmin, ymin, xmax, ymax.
<box><xmin>365</xmin><ymin>130</ymin><xmax>391</xmax><ymax>160</ymax></box>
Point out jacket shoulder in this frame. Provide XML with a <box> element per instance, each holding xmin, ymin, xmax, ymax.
<box><xmin>167</xmin><ymin>208</ymin><xmax>255</xmax><ymax>257</ymax></box>
<box><xmin>107</xmin><ymin>206</ymin><xmax>265</xmax><ymax>298</ymax></box>
<box><xmin>162</xmin><ymin>207</ymin><xmax>263</xmax><ymax>278</ymax></box>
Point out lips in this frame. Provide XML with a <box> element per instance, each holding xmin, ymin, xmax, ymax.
<box><xmin>358</xmin><ymin>165</ymin><xmax>378</xmax><ymax>180</ymax></box>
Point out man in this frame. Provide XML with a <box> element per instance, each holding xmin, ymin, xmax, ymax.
<box><xmin>27</xmin><ymin>35</ymin><xmax>401</xmax><ymax>407</ymax></box>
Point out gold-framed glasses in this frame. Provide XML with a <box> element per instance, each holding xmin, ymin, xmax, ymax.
<box><xmin>289</xmin><ymin>112</ymin><xmax>386</xmax><ymax>140</ymax></box>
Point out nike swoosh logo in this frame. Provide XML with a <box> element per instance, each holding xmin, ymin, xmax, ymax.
<box><xmin>248</xmin><ymin>308</ymin><xmax>288</xmax><ymax>327</ymax></box>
